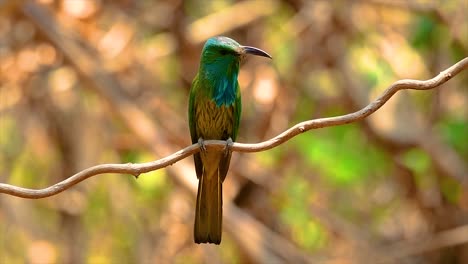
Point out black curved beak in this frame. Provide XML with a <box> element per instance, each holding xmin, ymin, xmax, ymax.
<box><xmin>241</xmin><ymin>46</ymin><xmax>272</xmax><ymax>59</ymax></box>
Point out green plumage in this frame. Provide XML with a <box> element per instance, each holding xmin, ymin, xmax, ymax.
<box><xmin>189</xmin><ymin>36</ymin><xmax>271</xmax><ymax>244</ymax></box>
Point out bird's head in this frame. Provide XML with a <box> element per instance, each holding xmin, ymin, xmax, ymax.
<box><xmin>199</xmin><ymin>36</ymin><xmax>271</xmax><ymax>74</ymax></box>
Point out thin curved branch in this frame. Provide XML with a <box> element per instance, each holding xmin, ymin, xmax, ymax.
<box><xmin>1</xmin><ymin>57</ymin><xmax>467</xmax><ymax>199</ymax></box>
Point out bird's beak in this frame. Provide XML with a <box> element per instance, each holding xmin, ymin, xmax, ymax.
<box><xmin>241</xmin><ymin>46</ymin><xmax>272</xmax><ymax>59</ymax></box>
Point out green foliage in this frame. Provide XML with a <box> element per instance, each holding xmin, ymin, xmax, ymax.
<box><xmin>85</xmin><ymin>183</ymin><xmax>112</xmax><ymax>226</ymax></box>
<box><xmin>401</xmin><ymin>148</ymin><xmax>434</xmax><ymax>192</ymax></box>
<box><xmin>122</xmin><ymin>152</ymin><xmax>172</xmax><ymax>215</ymax></box>
<box><xmin>401</xmin><ymin>148</ymin><xmax>431</xmax><ymax>175</ymax></box>
<box><xmin>264</xmin><ymin>4</ymin><xmax>297</xmax><ymax>76</ymax></box>
<box><xmin>411</xmin><ymin>15</ymin><xmax>438</xmax><ymax>51</ymax></box>
<box><xmin>438</xmin><ymin>118</ymin><xmax>468</xmax><ymax>156</ymax></box>
<box><xmin>440</xmin><ymin>177</ymin><xmax>461</xmax><ymax>204</ymax></box>
<box><xmin>10</xmin><ymin>150</ymin><xmax>52</xmax><ymax>188</ymax></box>
<box><xmin>219</xmin><ymin>237</ymin><xmax>241</xmax><ymax>264</ymax></box>
<box><xmin>350</xmin><ymin>44</ymin><xmax>394</xmax><ymax>89</ymax></box>
<box><xmin>136</xmin><ymin>169</ymin><xmax>169</xmax><ymax>198</ymax></box>
<box><xmin>280</xmin><ymin>176</ymin><xmax>327</xmax><ymax>251</ymax></box>
<box><xmin>295</xmin><ymin>125</ymin><xmax>388</xmax><ymax>186</ymax></box>
<box><xmin>0</xmin><ymin>116</ymin><xmax>22</xmax><ymax>159</ymax></box>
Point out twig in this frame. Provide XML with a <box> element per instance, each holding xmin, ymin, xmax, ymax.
<box><xmin>1</xmin><ymin>57</ymin><xmax>467</xmax><ymax>198</ymax></box>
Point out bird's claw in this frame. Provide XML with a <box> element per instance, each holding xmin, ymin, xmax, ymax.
<box><xmin>224</xmin><ymin>138</ymin><xmax>233</xmax><ymax>156</ymax></box>
<box><xmin>198</xmin><ymin>138</ymin><xmax>207</xmax><ymax>153</ymax></box>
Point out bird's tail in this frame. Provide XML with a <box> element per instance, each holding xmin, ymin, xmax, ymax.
<box><xmin>194</xmin><ymin>170</ymin><xmax>222</xmax><ymax>244</ymax></box>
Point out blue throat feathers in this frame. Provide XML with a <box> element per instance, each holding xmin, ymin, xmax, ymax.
<box><xmin>202</xmin><ymin>57</ymin><xmax>239</xmax><ymax>107</ymax></box>
<box><xmin>213</xmin><ymin>70</ymin><xmax>237</xmax><ymax>106</ymax></box>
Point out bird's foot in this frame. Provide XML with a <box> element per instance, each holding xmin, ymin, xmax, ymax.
<box><xmin>224</xmin><ymin>138</ymin><xmax>233</xmax><ymax>156</ymax></box>
<box><xmin>198</xmin><ymin>138</ymin><xmax>207</xmax><ymax>153</ymax></box>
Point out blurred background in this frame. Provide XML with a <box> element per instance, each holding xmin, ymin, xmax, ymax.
<box><xmin>0</xmin><ymin>0</ymin><xmax>467</xmax><ymax>263</ymax></box>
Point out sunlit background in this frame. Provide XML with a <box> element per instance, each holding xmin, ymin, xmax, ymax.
<box><xmin>1</xmin><ymin>0</ymin><xmax>467</xmax><ymax>263</ymax></box>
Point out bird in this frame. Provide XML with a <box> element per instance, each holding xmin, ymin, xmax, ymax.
<box><xmin>188</xmin><ymin>36</ymin><xmax>271</xmax><ymax>244</ymax></box>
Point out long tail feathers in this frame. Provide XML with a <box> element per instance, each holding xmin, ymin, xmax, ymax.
<box><xmin>194</xmin><ymin>171</ymin><xmax>222</xmax><ymax>244</ymax></box>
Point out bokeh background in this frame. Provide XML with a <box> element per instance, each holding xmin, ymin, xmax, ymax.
<box><xmin>1</xmin><ymin>0</ymin><xmax>467</xmax><ymax>263</ymax></box>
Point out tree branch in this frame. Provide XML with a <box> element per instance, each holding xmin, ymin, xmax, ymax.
<box><xmin>1</xmin><ymin>57</ymin><xmax>466</xmax><ymax>199</ymax></box>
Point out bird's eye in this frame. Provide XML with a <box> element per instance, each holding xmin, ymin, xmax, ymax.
<box><xmin>219</xmin><ymin>49</ymin><xmax>229</xmax><ymax>56</ymax></box>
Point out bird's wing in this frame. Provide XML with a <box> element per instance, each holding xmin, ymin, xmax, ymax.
<box><xmin>189</xmin><ymin>77</ymin><xmax>203</xmax><ymax>179</ymax></box>
<box><xmin>232</xmin><ymin>82</ymin><xmax>242</xmax><ymax>141</ymax></box>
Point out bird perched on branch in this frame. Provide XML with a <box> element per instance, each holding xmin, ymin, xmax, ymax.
<box><xmin>188</xmin><ymin>36</ymin><xmax>271</xmax><ymax>244</ymax></box>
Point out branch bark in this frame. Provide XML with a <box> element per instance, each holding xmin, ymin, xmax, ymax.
<box><xmin>1</xmin><ymin>57</ymin><xmax>467</xmax><ymax>198</ymax></box>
